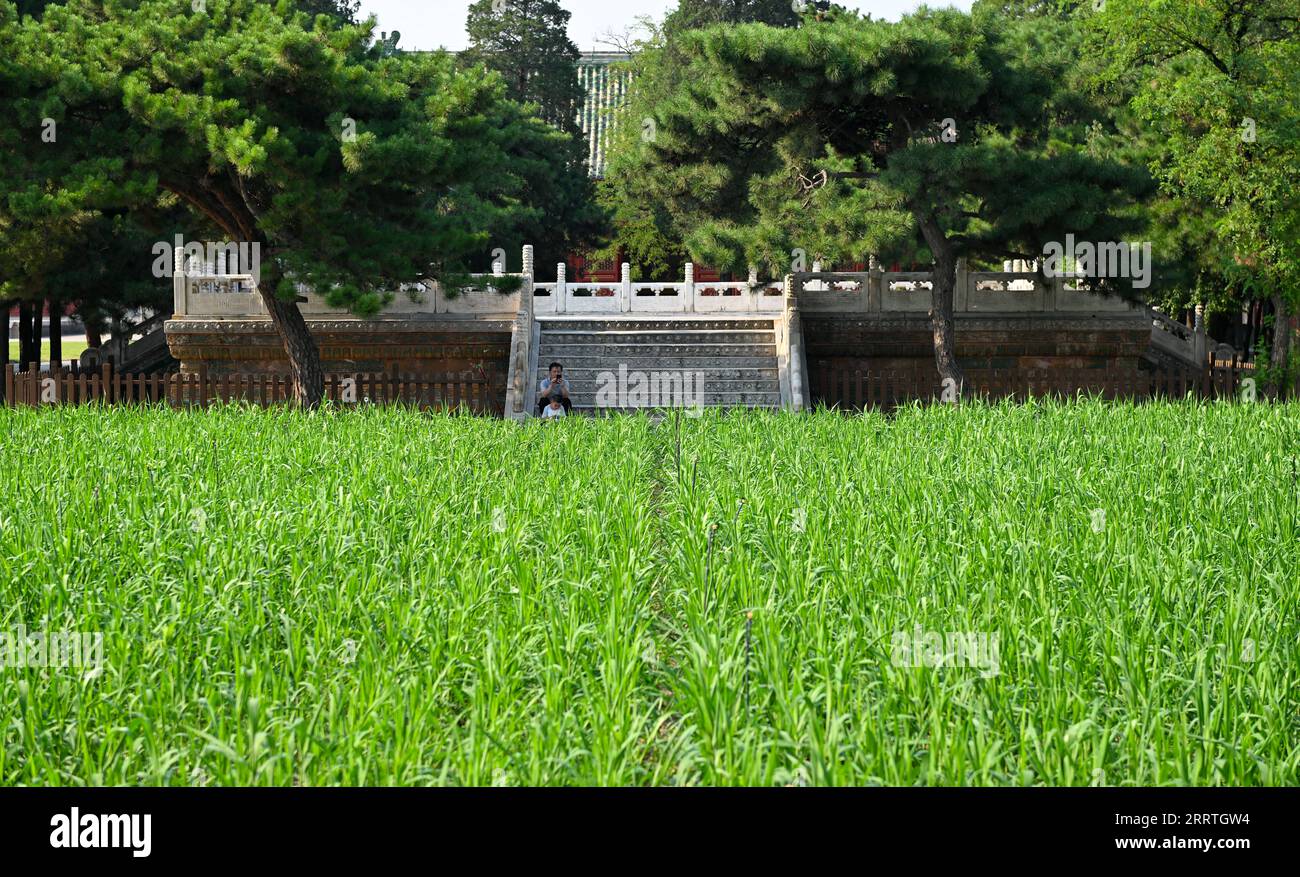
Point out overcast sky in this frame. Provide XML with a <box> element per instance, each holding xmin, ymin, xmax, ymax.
<box><xmin>361</xmin><ymin>1</ymin><xmax>975</xmax><ymax>51</ymax></box>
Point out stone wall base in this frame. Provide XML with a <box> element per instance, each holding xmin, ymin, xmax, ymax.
<box><xmin>165</xmin><ymin>319</ymin><xmax>514</xmax><ymax>397</ymax></box>
<box><xmin>803</xmin><ymin>314</ymin><xmax>1152</xmax><ymax>371</ymax></box>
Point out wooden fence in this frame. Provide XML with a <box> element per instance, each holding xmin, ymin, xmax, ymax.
<box><xmin>813</xmin><ymin>361</ymin><xmax>1259</xmax><ymax>411</ymax></box>
<box><xmin>2</xmin><ymin>364</ymin><xmax>501</xmax><ymax>415</ymax></box>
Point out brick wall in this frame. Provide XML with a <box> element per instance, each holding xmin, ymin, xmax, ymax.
<box><xmin>803</xmin><ymin>314</ymin><xmax>1153</xmax><ymax>403</ymax></box>
<box><xmin>165</xmin><ymin>319</ymin><xmax>514</xmax><ymax>406</ymax></box>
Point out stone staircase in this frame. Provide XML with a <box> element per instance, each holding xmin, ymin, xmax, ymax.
<box><xmin>533</xmin><ymin>317</ymin><xmax>784</xmax><ymax>414</ymax></box>
<box><xmin>81</xmin><ymin>311</ymin><xmax>176</xmax><ymax>374</ymax></box>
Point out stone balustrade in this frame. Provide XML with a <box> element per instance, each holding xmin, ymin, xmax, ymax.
<box><xmin>1148</xmin><ymin>307</ymin><xmax>1209</xmax><ymax>366</ymax></box>
<box><xmin>532</xmin><ymin>262</ymin><xmax>785</xmax><ymax>315</ymax></box>
<box><xmin>171</xmin><ymin>245</ymin><xmax>1157</xmax><ymax>322</ymax></box>
<box><xmin>171</xmin><ymin>247</ymin><xmax>525</xmax><ymax>319</ymax></box>
<box><xmin>794</xmin><ymin>258</ymin><xmax>1144</xmax><ymax>316</ymax></box>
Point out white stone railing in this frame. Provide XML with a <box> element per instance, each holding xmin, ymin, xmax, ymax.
<box><xmin>503</xmin><ymin>246</ymin><xmax>537</xmax><ymax>421</ymax></box>
<box><xmin>1149</xmin><ymin>306</ymin><xmax>1208</xmax><ymax>366</ymax></box>
<box><xmin>171</xmin><ymin>245</ymin><xmax>1159</xmax><ymax>322</ymax></box>
<box><xmin>794</xmin><ymin>258</ymin><xmax>1144</xmax><ymax>315</ymax></box>
<box><xmin>532</xmin><ymin>263</ymin><xmax>785</xmax><ymax>315</ymax></box>
<box><xmin>172</xmin><ymin>247</ymin><xmax>525</xmax><ymax>319</ymax></box>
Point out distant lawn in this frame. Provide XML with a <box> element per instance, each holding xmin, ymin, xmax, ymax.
<box><xmin>7</xmin><ymin>340</ymin><xmax>88</xmax><ymax>366</ymax></box>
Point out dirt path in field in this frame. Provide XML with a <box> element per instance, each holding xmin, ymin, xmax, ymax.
<box><xmin>637</xmin><ymin>413</ymin><xmax>693</xmax><ymax>779</ymax></box>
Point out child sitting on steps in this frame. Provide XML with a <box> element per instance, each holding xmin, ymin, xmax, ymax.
<box><xmin>542</xmin><ymin>396</ymin><xmax>567</xmax><ymax>419</ymax></box>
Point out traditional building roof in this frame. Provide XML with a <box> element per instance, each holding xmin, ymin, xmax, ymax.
<box><xmin>575</xmin><ymin>52</ymin><xmax>633</xmax><ymax>178</ymax></box>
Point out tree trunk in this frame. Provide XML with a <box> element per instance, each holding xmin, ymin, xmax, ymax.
<box><xmin>915</xmin><ymin>211</ymin><xmax>964</xmax><ymax>394</ymax></box>
<box><xmin>18</xmin><ymin>300</ymin><xmax>35</xmax><ymax>368</ymax></box>
<box><xmin>1269</xmin><ymin>295</ymin><xmax>1297</xmax><ymax>400</ymax></box>
<box><xmin>258</xmin><ymin>275</ymin><xmax>324</xmax><ymax>409</ymax></box>
<box><xmin>31</xmin><ymin>302</ymin><xmax>43</xmax><ymax>368</ymax></box>
<box><xmin>48</xmin><ymin>299</ymin><xmax>62</xmax><ymax>370</ymax></box>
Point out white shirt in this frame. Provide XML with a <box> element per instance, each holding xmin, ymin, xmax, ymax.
<box><xmin>542</xmin><ymin>404</ymin><xmax>566</xmax><ymax>419</ymax></box>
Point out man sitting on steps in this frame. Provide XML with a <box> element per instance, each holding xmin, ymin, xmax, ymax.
<box><xmin>537</xmin><ymin>362</ymin><xmax>572</xmax><ymax>416</ymax></box>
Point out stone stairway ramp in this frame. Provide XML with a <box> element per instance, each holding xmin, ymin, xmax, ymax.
<box><xmin>534</xmin><ymin>317</ymin><xmax>784</xmax><ymax>413</ymax></box>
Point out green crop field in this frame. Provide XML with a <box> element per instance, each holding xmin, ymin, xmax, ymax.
<box><xmin>0</xmin><ymin>402</ymin><xmax>1297</xmax><ymax>786</ymax></box>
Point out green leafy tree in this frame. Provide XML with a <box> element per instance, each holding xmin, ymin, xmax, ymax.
<box><xmin>461</xmin><ymin>0</ymin><xmax>585</xmax><ymax>136</ymax></box>
<box><xmin>0</xmin><ymin>0</ymin><xmax>585</xmax><ymax>404</ymax></box>
<box><xmin>1092</xmin><ymin>0</ymin><xmax>1300</xmax><ymax>395</ymax></box>
<box><xmin>664</xmin><ymin>0</ymin><xmax>801</xmax><ymax>32</ymax></box>
<box><xmin>978</xmin><ymin>0</ymin><xmax>1275</xmax><ymax>357</ymax></box>
<box><xmin>459</xmin><ymin>0</ymin><xmax>604</xmax><ymax>268</ymax></box>
<box><xmin>606</xmin><ymin>9</ymin><xmax>1151</xmax><ymax>385</ymax></box>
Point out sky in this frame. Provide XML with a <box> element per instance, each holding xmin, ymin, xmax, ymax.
<box><xmin>360</xmin><ymin>1</ymin><xmax>976</xmax><ymax>52</ymax></box>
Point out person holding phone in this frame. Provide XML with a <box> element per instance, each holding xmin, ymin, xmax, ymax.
<box><xmin>538</xmin><ymin>362</ymin><xmax>572</xmax><ymax>416</ymax></box>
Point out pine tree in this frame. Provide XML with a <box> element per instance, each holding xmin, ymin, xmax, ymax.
<box><xmin>596</xmin><ymin>0</ymin><xmax>808</xmax><ymax>276</ymax></box>
<box><xmin>299</xmin><ymin>0</ymin><xmax>360</xmax><ymax>23</ymax></box>
<box><xmin>0</xmin><ymin>0</ymin><xmax>585</xmax><ymax>404</ymax></box>
<box><xmin>14</xmin><ymin>0</ymin><xmax>362</xmax><ymax>19</ymax></box>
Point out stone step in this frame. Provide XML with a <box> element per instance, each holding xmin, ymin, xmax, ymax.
<box><xmin>536</xmin><ymin>355</ymin><xmax>778</xmax><ymax>370</ymax></box>
<box><xmin>545</xmin><ymin>380</ymin><xmax>780</xmax><ymax>396</ymax></box>
<box><xmin>563</xmin><ymin>392</ymin><xmax>782</xmax><ymax>409</ymax></box>
<box><xmin>557</xmin><ymin>406</ymin><xmax>780</xmax><ymax>417</ymax></box>
<box><xmin>539</xmin><ymin>343</ymin><xmax>777</xmax><ymax>358</ymax></box>
<box><xmin>538</xmin><ymin>319</ymin><xmax>777</xmax><ymax>332</ymax></box>
<box><xmin>542</xmin><ymin>330</ymin><xmax>775</xmax><ymax>345</ymax></box>
<box><xmin>532</xmin><ymin>316</ymin><xmax>784</xmax><ymax>415</ymax></box>
<box><xmin>537</xmin><ymin>367</ymin><xmax>778</xmax><ymax>382</ymax></box>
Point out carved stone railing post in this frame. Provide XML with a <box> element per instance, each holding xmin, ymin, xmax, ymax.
<box><xmin>522</xmin><ymin>245</ymin><xmax>534</xmax><ymax>279</ymax></box>
<box><xmin>505</xmin><ymin>270</ymin><xmax>535</xmax><ymax>421</ymax></box>
<box><xmin>1193</xmin><ymin>303</ymin><xmax>1207</xmax><ymax>364</ymax></box>
<box><xmin>684</xmin><ymin>262</ymin><xmax>695</xmax><ymax>312</ymax></box>
<box><xmin>173</xmin><ymin>246</ymin><xmax>187</xmax><ymax>317</ymax></box>
<box><xmin>868</xmin><ymin>255</ymin><xmax>882</xmax><ymax>312</ymax></box>
<box><xmin>782</xmin><ymin>274</ymin><xmax>807</xmax><ymax>411</ymax></box>
<box><xmin>1048</xmin><ymin>270</ymin><xmax>1064</xmax><ymax>311</ymax></box>
<box><xmin>955</xmin><ymin>257</ymin><xmax>970</xmax><ymax>312</ymax></box>
<box><xmin>621</xmin><ymin>262</ymin><xmax>632</xmax><ymax>313</ymax></box>
<box><xmin>556</xmin><ymin>262</ymin><xmax>567</xmax><ymax>315</ymax></box>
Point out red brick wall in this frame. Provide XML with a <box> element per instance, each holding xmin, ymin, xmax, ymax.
<box><xmin>803</xmin><ymin>315</ymin><xmax>1152</xmax><ymax>404</ymax></box>
<box><xmin>165</xmin><ymin>321</ymin><xmax>514</xmax><ymax>405</ymax></box>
